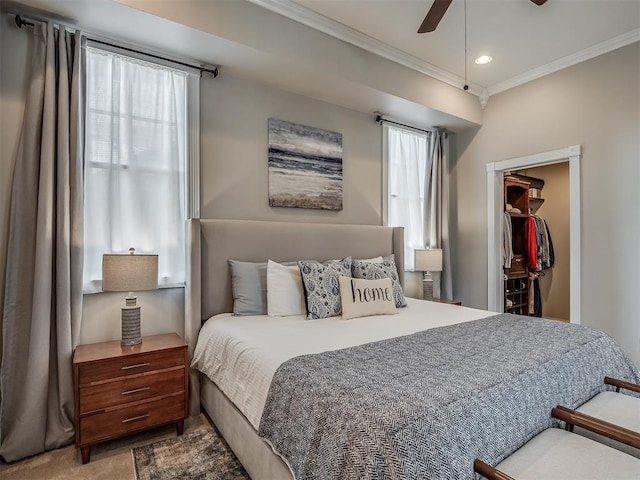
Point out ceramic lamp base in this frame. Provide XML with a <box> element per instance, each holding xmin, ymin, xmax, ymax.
<box><xmin>422</xmin><ymin>272</ymin><xmax>435</xmax><ymax>301</ymax></box>
<box><xmin>121</xmin><ymin>295</ymin><xmax>142</xmax><ymax>345</ymax></box>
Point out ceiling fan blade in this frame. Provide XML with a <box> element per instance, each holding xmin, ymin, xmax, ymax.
<box><xmin>530</xmin><ymin>0</ymin><xmax>548</xmax><ymax>5</ymax></box>
<box><xmin>418</xmin><ymin>0</ymin><xmax>453</xmax><ymax>33</ymax></box>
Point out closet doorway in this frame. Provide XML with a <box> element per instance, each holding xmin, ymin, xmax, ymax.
<box><xmin>486</xmin><ymin>145</ymin><xmax>582</xmax><ymax>324</ymax></box>
<box><xmin>520</xmin><ymin>164</ymin><xmax>570</xmax><ymax>320</ymax></box>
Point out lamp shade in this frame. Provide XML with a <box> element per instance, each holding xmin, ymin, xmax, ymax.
<box><xmin>102</xmin><ymin>252</ymin><xmax>158</xmax><ymax>292</ymax></box>
<box><xmin>414</xmin><ymin>248</ymin><xmax>443</xmax><ymax>272</ymax></box>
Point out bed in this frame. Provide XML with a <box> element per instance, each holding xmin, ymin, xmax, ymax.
<box><xmin>184</xmin><ymin>219</ymin><xmax>639</xmax><ymax>480</ymax></box>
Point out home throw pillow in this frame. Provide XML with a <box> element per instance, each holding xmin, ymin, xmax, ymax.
<box><xmin>298</xmin><ymin>257</ymin><xmax>352</xmax><ymax>320</ymax></box>
<box><xmin>339</xmin><ymin>276</ymin><xmax>397</xmax><ymax>320</ymax></box>
<box><xmin>351</xmin><ymin>254</ymin><xmax>407</xmax><ymax>308</ymax></box>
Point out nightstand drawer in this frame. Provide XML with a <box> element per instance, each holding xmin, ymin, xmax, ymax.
<box><xmin>78</xmin><ymin>392</ymin><xmax>186</xmax><ymax>445</ymax></box>
<box><xmin>78</xmin><ymin>348</ymin><xmax>185</xmax><ymax>384</ymax></box>
<box><xmin>79</xmin><ymin>367</ymin><xmax>185</xmax><ymax>414</ymax></box>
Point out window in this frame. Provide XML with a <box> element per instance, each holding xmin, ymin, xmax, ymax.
<box><xmin>83</xmin><ymin>45</ymin><xmax>197</xmax><ymax>292</ymax></box>
<box><xmin>384</xmin><ymin>126</ymin><xmax>431</xmax><ymax>270</ymax></box>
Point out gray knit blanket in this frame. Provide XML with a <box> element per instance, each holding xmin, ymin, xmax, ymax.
<box><xmin>258</xmin><ymin>314</ymin><xmax>639</xmax><ymax>480</ymax></box>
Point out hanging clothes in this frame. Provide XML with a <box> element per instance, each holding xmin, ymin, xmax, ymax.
<box><xmin>527</xmin><ymin>216</ymin><xmax>537</xmax><ymax>270</ymax></box>
<box><xmin>540</xmin><ymin>219</ymin><xmax>551</xmax><ymax>270</ymax></box>
<box><xmin>547</xmin><ymin>222</ymin><xmax>555</xmax><ymax>268</ymax></box>
<box><xmin>532</xmin><ymin>277</ymin><xmax>543</xmax><ymax>317</ymax></box>
<box><xmin>531</xmin><ymin>215</ymin><xmax>555</xmax><ymax>272</ymax></box>
<box><xmin>528</xmin><ymin>270</ymin><xmax>537</xmax><ymax>315</ymax></box>
<box><xmin>532</xmin><ymin>216</ymin><xmax>544</xmax><ymax>271</ymax></box>
<box><xmin>529</xmin><ymin>215</ymin><xmax>555</xmax><ymax>317</ymax></box>
<box><xmin>503</xmin><ymin>212</ymin><xmax>513</xmax><ymax>268</ymax></box>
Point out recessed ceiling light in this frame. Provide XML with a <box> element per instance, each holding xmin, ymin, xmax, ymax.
<box><xmin>475</xmin><ymin>55</ymin><xmax>493</xmax><ymax>65</ymax></box>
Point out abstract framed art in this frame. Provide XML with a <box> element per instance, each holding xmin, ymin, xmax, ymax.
<box><xmin>268</xmin><ymin>118</ymin><xmax>343</xmax><ymax>211</ymax></box>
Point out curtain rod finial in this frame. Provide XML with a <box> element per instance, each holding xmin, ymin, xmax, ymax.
<box><xmin>201</xmin><ymin>65</ymin><xmax>219</xmax><ymax>79</ymax></box>
<box><xmin>15</xmin><ymin>14</ymin><xmax>35</xmax><ymax>29</ymax></box>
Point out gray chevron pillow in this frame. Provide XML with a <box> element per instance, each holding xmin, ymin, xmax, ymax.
<box><xmin>298</xmin><ymin>257</ymin><xmax>352</xmax><ymax>320</ymax></box>
<box><xmin>351</xmin><ymin>254</ymin><xmax>407</xmax><ymax>308</ymax></box>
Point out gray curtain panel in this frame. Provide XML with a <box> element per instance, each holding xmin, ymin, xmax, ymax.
<box><xmin>424</xmin><ymin>131</ymin><xmax>453</xmax><ymax>299</ymax></box>
<box><xmin>0</xmin><ymin>23</ymin><xmax>83</xmax><ymax>462</ymax></box>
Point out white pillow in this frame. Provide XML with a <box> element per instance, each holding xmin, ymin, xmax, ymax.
<box><xmin>338</xmin><ymin>276</ymin><xmax>397</xmax><ymax>320</ymax></box>
<box><xmin>357</xmin><ymin>256</ymin><xmax>383</xmax><ymax>263</ymax></box>
<box><xmin>267</xmin><ymin>260</ymin><xmax>306</xmax><ymax>317</ymax></box>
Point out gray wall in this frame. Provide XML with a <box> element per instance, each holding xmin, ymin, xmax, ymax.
<box><xmin>0</xmin><ymin>20</ymin><xmax>391</xmax><ymax>342</ymax></box>
<box><xmin>197</xmin><ymin>74</ymin><xmax>422</xmax><ymax>298</ymax></box>
<box><xmin>87</xmin><ymin>72</ymin><xmax>392</xmax><ymax>342</ymax></box>
<box><xmin>453</xmin><ymin>42</ymin><xmax>640</xmax><ymax>365</ymax></box>
<box><xmin>200</xmin><ymin>73</ymin><xmax>382</xmax><ymax>225</ymax></box>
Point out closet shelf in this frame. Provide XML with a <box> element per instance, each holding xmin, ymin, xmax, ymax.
<box><xmin>529</xmin><ymin>197</ymin><xmax>545</xmax><ymax>215</ymax></box>
<box><xmin>505</xmin><ymin>173</ymin><xmax>545</xmax><ymax>190</ymax></box>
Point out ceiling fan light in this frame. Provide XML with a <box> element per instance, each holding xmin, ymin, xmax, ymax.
<box><xmin>475</xmin><ymin>55</ymin><xmax>493</xmax><ymax>65</ymax></box>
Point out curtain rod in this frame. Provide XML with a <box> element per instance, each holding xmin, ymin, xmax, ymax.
<box><xmin>14</xmin><ymin>14</ymin><xmax>219</xmax><ymax>78</ymax></box>
<box><xmin>375</xmin><ymin>115</ymin><xmax>444</xmax><ymax>136</ymax></box>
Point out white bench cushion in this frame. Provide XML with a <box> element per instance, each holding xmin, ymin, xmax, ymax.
<box><xmin>575</xmin><ymin>391</ymin><xmax>640</xmax><ymax>458</ymax></box>
<box><xmin>577</xmin><ymin>391</ymin><xmax>640</xmax><ymax>431</ymax></box>
<box><xmin>496</xmin><ymin>428</ymin><xmax>640</xmax><ymax>480</ymax></box>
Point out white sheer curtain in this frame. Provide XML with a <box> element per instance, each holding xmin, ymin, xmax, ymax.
<box><xmin>83</xmin><ymin>47</ymin><xmax>187</xmax><ymax>291</ymax></box>
<box><xmin>386</xmin><ymin>126</ymin><xmax>429</xmax><ymax>270</ymax></box>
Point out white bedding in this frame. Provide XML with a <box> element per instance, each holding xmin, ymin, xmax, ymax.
<box><xmin>191</xmin><ymin>297</ymin><xmax>493</xmax><ymax>430</ymax></box>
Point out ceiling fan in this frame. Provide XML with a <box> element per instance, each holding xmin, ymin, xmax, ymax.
<box><xmin>418</xmin><ymin>0</ymin><xmax>548</xmax><ymax>33</ymax></box>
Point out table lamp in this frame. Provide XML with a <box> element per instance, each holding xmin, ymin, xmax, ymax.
<box><xmin>102</xmin><ymin>248</ymin><xmax>158</xmax><ymax>345</ymax></box>
<box><xmin>414</xmin><ymin>248</ymin><xmax>443</xmax><ymax>300</ymax></box>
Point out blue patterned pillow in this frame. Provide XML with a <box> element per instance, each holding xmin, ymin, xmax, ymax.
<box><xmin>351</xmin><ymin>254</ymin><xmax>407</xmax><ymax>307</ymax></box>
<box><xmin>298</xmin><ymin>257</ymin><xmax>352</xmax><ymax>320</ymax></box>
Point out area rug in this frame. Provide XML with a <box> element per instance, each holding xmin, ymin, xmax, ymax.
<box><xmin>133</xmin><ymin>427</ymin><xmax>250</xmax><ymax>480</ymax></box>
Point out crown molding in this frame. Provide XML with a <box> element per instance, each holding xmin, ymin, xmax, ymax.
<box><xmin>246</xmin><ymin>0</ymin><xmax>484</xmax><ymax>96</ymax></box>
<box><xmin>487</xmin><ymin>29</ymin><xmax>640</xmax><ymax>96</ymax></box>
<box><xmin>248</xmin><ymin>1</ymin><xmax>639</xmax><ymax>103</ymax></box>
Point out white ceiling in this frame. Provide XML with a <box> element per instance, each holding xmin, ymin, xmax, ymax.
<box><xmin>2</xmin><ymin>0</ymin><xmax>637</xmax><ymax>128</ymax></box>
<box><xmin>251</xmin><ymin>0</ymin><xmax>640</xmax><ymax>95</ymax></box>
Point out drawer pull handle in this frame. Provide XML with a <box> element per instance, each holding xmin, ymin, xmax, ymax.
<box><xmin>122</xmin><ymin>386</ymin><xmax>150</xmax><ymax>395</ymax></box>
<box><xmin>121</xmin><ymin>362</ymin><xmax>150</xmax><ymax>370</ymax></box>
<box><xmin>122</xmin><ymin>414</ymin><xmax>150</xmax><ymax>423</ymax></box>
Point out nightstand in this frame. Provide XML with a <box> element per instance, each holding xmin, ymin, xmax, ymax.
<box><xmin>73</xmin><ymin>333</ymin><xmax>188</xmax><ymax>464</ymax></box>
<box><xmin>430</xmin><ymin>298</ymin><xmax>462</xmax><ymax>306</ymax></box>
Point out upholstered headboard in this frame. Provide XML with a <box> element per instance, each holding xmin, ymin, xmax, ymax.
<box><xmin>184</xmin><ymin>218</ymin><xmax>404</xmax><ymax>413</ymax></box>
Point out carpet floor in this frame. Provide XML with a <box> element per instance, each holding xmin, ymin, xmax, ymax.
<box><xmin>133</xmin><ymin>426</ymin><xmax>250</xmax><ymax>480</ymax></box>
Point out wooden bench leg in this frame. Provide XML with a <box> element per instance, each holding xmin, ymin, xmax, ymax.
<box><xmin>176</xmin><ymin>419</ymin><xmax>184</xmax><ymax>436</ymax></box>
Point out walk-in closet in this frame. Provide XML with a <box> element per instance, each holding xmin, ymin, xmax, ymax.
<box><xmin>503</xmin><ymin>163</ymin><xmax>570</xmax><ymax>321</ymax></box>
